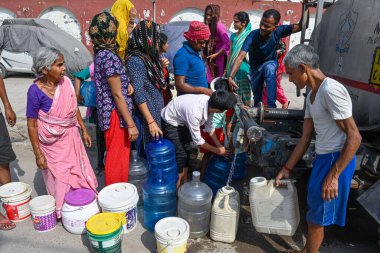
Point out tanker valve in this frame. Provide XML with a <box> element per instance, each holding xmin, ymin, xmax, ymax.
<box><xmin>246</xmin><ymin>125</ymin><xmax>263</xmax><ymax>142</ymax></box>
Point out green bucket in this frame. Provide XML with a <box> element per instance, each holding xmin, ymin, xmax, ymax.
<box><xmin>86</xmin><ymin>213</ymin><xmax>124</xmax><ymax>253</ymax></box>
<box><xmin>87</xmin><ymin>226</ymin><xmax>123</xmax><ymax>253</ymax></box>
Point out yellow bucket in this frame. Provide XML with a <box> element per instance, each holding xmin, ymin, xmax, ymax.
<box><xmin>86</xmin><ymin>213</ymin><xmax>123</xmax><ymax>252</ymax></box>
<box><xmin>155</xmin><ymin>217</ymin><xmax>190</xmax><ymax>253</ymax></box>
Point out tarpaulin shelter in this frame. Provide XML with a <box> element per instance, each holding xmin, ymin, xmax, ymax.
<box><xmin>0</xmin><ymin>18</ymin><xmax>92</xmax><ymax>78</ymax></box>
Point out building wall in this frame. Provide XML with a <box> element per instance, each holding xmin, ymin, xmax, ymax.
<box><xmin>0</xmin><ymin>0</ymin><xmax>305</xmax><ymax>50</ymax></box>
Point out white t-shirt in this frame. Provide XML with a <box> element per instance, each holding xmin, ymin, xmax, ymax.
<box><xmin>161</xmin><ymin>94</ymin><xmax>214</xmax><ymax>146</ymax></box>
<box><xmin>305</xmin><ymin>77</ymin><xmax>352</xmax><ymax>154</ymax></box>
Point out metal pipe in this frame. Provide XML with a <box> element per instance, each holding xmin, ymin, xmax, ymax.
<box><xmin>239</xmin><ymin>103</ymin><xmax>304</xmax><ymax>123</ymax></box>
<box><xmin>315</xmin><ymin>0</ymin><xmax>325</xmax><ymax>29</ymax></box>
<box><xmin>152</xmin><ymin>0</ymin><xmax>156</xmax><ymax>22</ymax></box>
<box><xmin>261</xmin><ymin>108</ymin><xmax>305</xmax><ymax>121</ymax></box>
<box><xmin>257</xmin><ymin>102</ymin><xmax>304</xmax><ymax>123</ymax></box>
<box><xmin>300</xmin><ymin>3</ymin><xmax>310</xmax><ymax>44</ymax></box>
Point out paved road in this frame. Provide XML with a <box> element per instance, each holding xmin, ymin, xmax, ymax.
<box><xmin>0</xmin><ymin>75</ymin><xmax>379</xmax><ymax>253</ymax></box>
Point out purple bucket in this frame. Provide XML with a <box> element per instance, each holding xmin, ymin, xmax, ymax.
<box><xmin>29</xmin><ymin>195</ymin><xmax>57</xmax><ymax>232</ymax></box>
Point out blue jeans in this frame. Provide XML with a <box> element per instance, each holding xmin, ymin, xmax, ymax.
<box><xmin>250</xmin><ymin>60</ymin><xmax>278</xmax><ymax>108</ymax></box>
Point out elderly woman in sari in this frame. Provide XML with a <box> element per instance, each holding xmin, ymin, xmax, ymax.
<box><xmin>26</xmin><ymin>47</ymin><xmax>98</xmax><ymax>218</ymax></box>
<box><xmin>89</xmin><ymin>12</ymin><xmax>138</xmax><ymax>186</ymax></box>
<box><xmin>125</xmin><ymin>20</ymin><xmax>166</xmax><ymax>152</ymax></box>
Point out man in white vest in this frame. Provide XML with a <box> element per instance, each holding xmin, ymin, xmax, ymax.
<box><xmin>275</xmin><ymin>44</ymin><xmax>361</xmax><ymax>253</ymax></box>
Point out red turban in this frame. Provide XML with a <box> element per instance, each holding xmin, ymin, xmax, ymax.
<box><xmin>184</xmin><ymin>21</ymin><xmax>211</xmax><ymax>42</ymax></box>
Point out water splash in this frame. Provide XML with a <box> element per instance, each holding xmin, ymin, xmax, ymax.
<box><xmin>226</xmin><ymin>153</ymin><xmax>237</xmax><ymax>187</ymax></box>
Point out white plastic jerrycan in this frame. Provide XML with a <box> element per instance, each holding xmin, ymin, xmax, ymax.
<box><xmin>210</xmin><ymin>186</ymin><xmax>240</xmax><ymax>243</ymax></box>
<box><xmin>249</xmin><ymin>177</ymin><xmax>300</xmax><ymax>236</ymax></box>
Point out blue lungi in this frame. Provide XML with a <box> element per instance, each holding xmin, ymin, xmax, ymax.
<box><xmin>306</xmin><ymin>152</ymin><xmax>356</xmax><ymax>227</ymax></box>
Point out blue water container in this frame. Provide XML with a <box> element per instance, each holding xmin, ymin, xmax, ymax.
<box><xmin>232</xmin><ymin>152</ymin><xmax>248</xmax><ymax>181</ymax></box>
<box><xmin>145</xmin><ymin>138</ymin><xmax>178</xmax><ymax>184</ymax></box>
<box><xmin>143</xmin><ymin>169</ymin><xmax>177</xmax><ymax>231</ymax></box>
<box><xmin>203</xmin><ymin>155</ymin><xmax>232</xmax><ymax>196</ymax></box>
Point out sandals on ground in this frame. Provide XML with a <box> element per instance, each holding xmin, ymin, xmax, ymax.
<box><xmin>0</xmin><ymin>217</ymin><xmax>16</xmax><ymax>231</ymax></box>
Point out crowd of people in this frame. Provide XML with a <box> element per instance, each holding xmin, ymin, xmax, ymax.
<box><xmin>0</xmin><ymin>1</ymin><xmax>362</xmax><ymax>253</ymax></box>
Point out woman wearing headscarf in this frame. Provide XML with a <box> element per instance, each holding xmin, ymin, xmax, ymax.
<box><xmin>111</xmin><ymin>0</ymin><xmax>137</xmax><ymax>59</ymax></box>
<box><xmin>225</xmin><ymin>11</ymin><xmax>252</xmax><ymax>106</ymax></box>
<box><xmin>204</xmin><ymin>4</ymin><xmax>231</xmax><ymax>83</ymax></box>
<box><xmin>158</xmin><ymin>32</ymin><xmax>173</xmax><ymax>106</ymax></box>
<box><xmin>26</xmin><ymin>47</ymin><xmax>98</xmax><ymax>218</ymax></box>
<box><xmin>125</xmin><ymin>20</ymin><xmax>166</xmax><ymax>152</ymax></box>
<box><xmin>89</xmin><ymin>12</ymin><xmax>138</xmax><ymax>186</ymax></box>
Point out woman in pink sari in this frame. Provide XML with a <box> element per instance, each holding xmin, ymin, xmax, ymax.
<box><xmin>26</xmin><ymin>47</ymin><xmax>98</xmax><ymax>218</ymax></box>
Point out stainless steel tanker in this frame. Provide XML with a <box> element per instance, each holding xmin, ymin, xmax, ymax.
<box><xmin>312</xmin><ymin>0</ymin><xmax>380</xmax><ymax>225</ymax></box>
<box><xmin>312</xmin><ymin>0</ymin><xmax>380</xmax><ymax>135</ymax></box>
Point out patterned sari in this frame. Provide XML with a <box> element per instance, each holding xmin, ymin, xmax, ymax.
<box><xmin>226</xmin><ymin>23</ymin><xmax>252</xmax><ymax>106</ymax></box>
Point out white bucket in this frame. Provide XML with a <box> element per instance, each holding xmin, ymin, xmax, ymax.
<box><xmin>155</xmin><ymin>217</ymin><xmax>190</xmax><ymax>253</ymax></box>
<box><xmin>29</xmin><ymin>195</ymin><xmax>57</xmax><ymax>232</ymax></box>
<box><xmin>0</xmin><ymin>182</ymin><xmax>32</xmax><ymax>222</ymax></box>
<box><xmin>98</xmin><ymin>183</ymin><xmax>139</xmax><ymax>234</ymax></box>
<box><xmin>62</xmin><ymin>189</ymin><xmax>100</xmax><ymax>234</ymax></box>
<box><xmin>62</xmin><ymin>198</ymin><xmax>100</xmax><ymax>234</ymax></box>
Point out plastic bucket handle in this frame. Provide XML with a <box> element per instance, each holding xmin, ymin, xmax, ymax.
<box><xmin>158</xmin><ymin>239</ymin><xmax>175</xmax><ymax>253</ymax></box>
<box><xmin>62</xmin><ymin>206</ymin><xmax>84</xmax><ymax>213</ymax></box>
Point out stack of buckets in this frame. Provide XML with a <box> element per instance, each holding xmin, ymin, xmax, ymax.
<box><xmin>0</xmin><ymin>182</ymin><xmax>32</xmax><ymax>222</ymax></box>
<box><xmin>0</xmin><ymin>182</ymin><xmax>59</xmax><ymax>233</ymax></box>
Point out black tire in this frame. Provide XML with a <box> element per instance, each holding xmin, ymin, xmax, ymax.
<box><xmin>0</xmin><ymin>64</ymin><xmax>7</xmax><ymax>79</ymax></box>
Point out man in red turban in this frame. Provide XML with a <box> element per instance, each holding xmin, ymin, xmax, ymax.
<box><xmin>173</xmin><ymin>21</ymin><xmax>212</xmax><ymax>96</ymax></box>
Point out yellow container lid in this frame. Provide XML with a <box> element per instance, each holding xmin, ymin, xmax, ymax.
<box><xmin>86</xmin><ymin>213</ymin><xmax>122</xmax><ymax>235</ymax></box>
